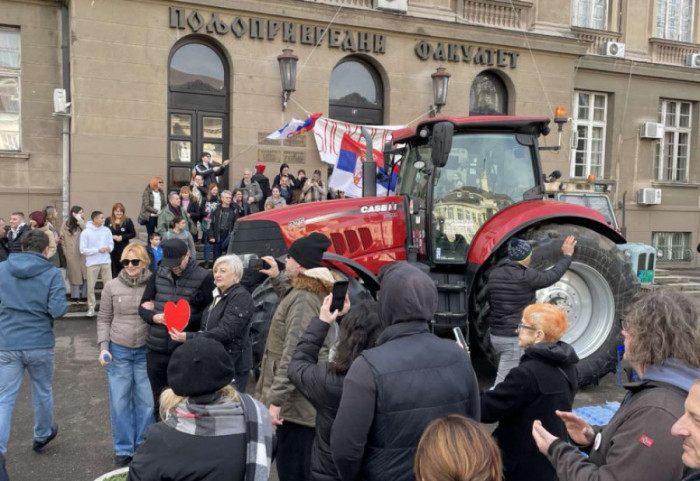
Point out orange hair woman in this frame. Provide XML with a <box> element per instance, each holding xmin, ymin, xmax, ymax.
<box><xmin>480</xmin><ymin>303</ymin><xmax>578</xmax><ymax>481</ymax></box>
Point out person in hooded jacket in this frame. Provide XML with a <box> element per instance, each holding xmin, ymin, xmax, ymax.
<box><xmin>127</xmin><ymin>337</ymin><xmax>273</xmax><ymax>481</ymax></box>
<box><xmin>486</xmin><ymin>236</ymin><xmax>576</xmax><ymax>387</ymax></box>
<box><xmin>255</xmin><ymin>233</ymin><xmax>337</xmax><ymax>481</ymax></box>
<box><xmin>289</xmin><ymin>299</ymin><xmax>381</xmax><ymax>481</ymax></box>
<box><xmin>331</xmin><ymin>262</ymin><xmax>480</xmax><ymax>481</ymax></box>
<box><xmin>532</xmin><ymin>288</ymin><xmax>700</xmax><ymax>481</ymax></box>
<box><xmin>0</xmin><ymin>230</ymin><xmax>67</xmax><ymax>455</ymax></box>
<box><xmin>481</xmin><ymin>303</ymin><xmax>578</xmax><ymax>481</ymax></box>
<box><xmin>252</xmin><ymin>163</ymin><xmax>271</xmax><ymax>211</ymax></box>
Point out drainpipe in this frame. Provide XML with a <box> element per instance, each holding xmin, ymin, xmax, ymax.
<box><xmin>60</xmin><ymin>1</ymin><xmax>71</xmax><ymax>223</ymax></box>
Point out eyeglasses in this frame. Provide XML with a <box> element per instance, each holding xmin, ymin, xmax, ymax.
<box><xmin>121</xmin><ymin>259</ymin><xmax>142</xmax><ymax>267</ymax></box>
<box><xmin>517</xmin><ymin>323</ymin><xmax>538</xmax><ymax>332</ymax></box>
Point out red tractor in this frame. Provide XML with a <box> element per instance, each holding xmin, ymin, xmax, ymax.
<box><xmin>230</xmin><ymin>115</ymin><xmax>638</xmax><ymax>387</ymax></box>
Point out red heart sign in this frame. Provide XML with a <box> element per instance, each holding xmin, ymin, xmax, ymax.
<box><xmin>164</xmin><ymin>299</ymin><xmax>190</xmax><ymax>333</ymax></box>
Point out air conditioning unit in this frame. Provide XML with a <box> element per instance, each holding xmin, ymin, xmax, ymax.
<box><xmin>637</xmin><ymin>188</ymin><xmax>662</xmax><ymax>205</ymax></box>
<box><xmin>640</xmin><ymin>122</ymin><xmax>664</xmax><ymax>140</ymax></box>
<box><xmin>601</xmin><ymin>41</ymin><xmax>626</xmax><ymax>58</ymax></box>
<box><xmin>374</xmin><ymin>0</ymin><xmax>408</xmax><ymax>13</ymax></box>
<box><xmin>686</xmin><ymin>53</ymin><xmax>700</xmax><ymax>68</ymax></box>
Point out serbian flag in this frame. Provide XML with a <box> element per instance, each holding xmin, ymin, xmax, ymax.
<box><xmin>330</xmin><ymin>133</ymin><xmax>398</xmax><ymax>198</ymax></box>
<box><xmin>267</xmin><ymin>112</ymin><xmax>322</xmax><ymax>140</ymax></box>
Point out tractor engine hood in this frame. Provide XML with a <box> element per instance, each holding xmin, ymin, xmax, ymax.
<box><xmin>232</xmin><ymin>196</ymin><xmax>408</xmax><ymax>272</ymax></box>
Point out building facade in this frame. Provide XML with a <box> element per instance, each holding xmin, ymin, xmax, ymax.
<box><xmin>1</xmin><ymin>0</ymin><xmax>700</xmax><ymax>266</ymax></box>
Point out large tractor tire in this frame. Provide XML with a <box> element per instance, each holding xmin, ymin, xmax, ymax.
<box><xmin>249</xmin><ymin>272</ymin><xmax>374</xmax><ymax>376</ymax></box>
<box><xmin>471</xmin><ymin>223</ymin><xmax>639</xmax><ymax>388</ymax></box>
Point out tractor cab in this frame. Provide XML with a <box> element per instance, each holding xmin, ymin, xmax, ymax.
<box><xmin>391</xmin><ymin>117</ymin><xmax>550</xmax><ymax>266</ymax></box>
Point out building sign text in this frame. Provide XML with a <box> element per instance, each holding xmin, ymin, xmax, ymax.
<box><xmin>414</xmin><ymin>41</ymin><xmax>519</xmax><ymax>68</ymax></box>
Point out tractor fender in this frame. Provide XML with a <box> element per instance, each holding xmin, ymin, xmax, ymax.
<box><xmin>323</xmin><ymin>252</ymin><xmax>380</xmax><ymax>295</ymax></box>
<box><xmin>467</xmin><ymin>200</ymin><xmax>625</xmax><ymax>267</ymax></box>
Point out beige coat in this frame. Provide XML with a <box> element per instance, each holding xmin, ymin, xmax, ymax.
<box><xmin>38</xmin><ymin>224</ymin><xmax>57</xmax><ymax>259</ymax></box>
<box><xmin>60</xmin><ymin>220</ymin><xmax>87</xmax><ymax>285</ymax></box>
<box><xmin>97</xmin><ymin>270</ymin><xmax>151</xmax><ymax>351</ymax></box>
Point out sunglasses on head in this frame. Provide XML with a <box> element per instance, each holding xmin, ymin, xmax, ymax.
<box><xmin>121</xmin><ymin>259</ymin><xmax>142</xmax><ymax>267</ymax></box>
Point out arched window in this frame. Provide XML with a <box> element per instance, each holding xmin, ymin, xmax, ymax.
<box><xmin>329</xmin><ymin>58</ymin><xmax>384</xmax><ymax>125</ymax></box>
<box><xmin>469</xmin><ymin>71</ymin><xmax>508</xmax><ymax>116</ymax></box>
<box><xmin>167</xmin><ymin>39</ymin><xmax>229</xmax><ymax>191</ymax></box>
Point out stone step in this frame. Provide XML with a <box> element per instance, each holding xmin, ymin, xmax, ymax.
<box><xmin>654</xmin><ymin>275</ymin><xmax>690</xmax><ymax>285</ymax></box>
<box><xmin>662</xmin><ymin>283</ymin><xmax>700</xmax><ymax>292</ymax></box>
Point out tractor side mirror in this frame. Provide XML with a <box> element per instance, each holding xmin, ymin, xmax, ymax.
<box><xmin>430</xmin><ymin>122</ymin><xmax>454</xmax><ymax>168</ymax></box>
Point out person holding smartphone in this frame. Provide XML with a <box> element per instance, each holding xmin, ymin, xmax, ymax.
<box><xmin>254</xmin><ymin>232</ymin><xmax>336</xmax><ymax>481</ymax></box>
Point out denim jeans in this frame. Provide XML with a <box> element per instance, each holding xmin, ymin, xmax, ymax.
<box><xmin>0</xmin><ymin>349</ymin><xmax>55</xmax><ymax>454</ymax></box>
<box><xmin>107</xmin><ymin>343</ymin><xmax>154</xmax><ymax>456</ymax></box>
<box><xmin>490</xmin><ymin>334</ymin><xmax>523</xmax><ymax>389</ymax></box>
<box><xmin>203</xmin><ymin>240</ymin><xmax>212</xmax><ymax>263</ymax></box>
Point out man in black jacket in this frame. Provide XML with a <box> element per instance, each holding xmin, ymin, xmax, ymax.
<box><xmin>252</xmin><ymin>163</ymin><xmax>271</xmax><ymax>211</ymax></box>
<box><xmin>6</xmin><ymin>212</ymin><xmax>30</xmax><ymax>255</ymax></box>
<box><xmin>139</xmin><ymin>239</ymin><xmax>214</xmax><ymax>418</ymax></box>
<box><xmin>486</xmin><ymin>236</ymin><xmax>576</xmax><ymax>388</ymax></box>
<box><xmin>207</xmin><ymin>190</ymin><xmax>239</xmax><ymax>261</ymax></box>
<box><xmin>194</xmin><ymin>151</ymin><xmax>229</xmax><ymax>190</ymax></box>
<box><xmin>331</xmin><ymin>262</ymin><xmax>480</xmax><ymax>481</ymax></box>
<box><xmin>0</xmin><ymin>218</ymin><xmax>8</xmax><ymax>262</ymax></box>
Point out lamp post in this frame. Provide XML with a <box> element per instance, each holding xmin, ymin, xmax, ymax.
<box><xmin>277</xmin><ymin>48</ymin><xmax>298</xmax><ymax>111</ymax></box>
<box><xmin>430</xmin><ymin>66</ymin><xmax>451</xmax><ymax>117</ymax></box>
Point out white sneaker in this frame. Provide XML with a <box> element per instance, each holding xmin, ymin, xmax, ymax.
<box><xmin>86</xmin><ymin>308</ymin><xmax>95</xmax><ymax>318</ymax></box>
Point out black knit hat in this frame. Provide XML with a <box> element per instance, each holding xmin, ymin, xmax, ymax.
<box><xmin>288</xmin><ymin>232</ymin><xmax>331</xmax><ymax>269</ymax></box>
<box><xmin>167</xmin><ymin>337</ymin><xmax>235</xmax><ymax>396</ymax></box>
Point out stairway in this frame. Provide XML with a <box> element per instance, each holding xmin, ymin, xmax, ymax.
<box><xmin>653</xmin><ymin>268</ymin><xmax>700</xmax><ymax>298</ymax></box>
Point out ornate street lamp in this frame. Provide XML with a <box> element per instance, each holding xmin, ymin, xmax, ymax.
<box><xmin>277</xmin><ymin>48</ymin><xmax>298</xmax><ymax>111</ymax></box>
<box><xmin>430</xmin><ymin>66</ymin><xmax>451</xmax><ymax>117</ymax></box>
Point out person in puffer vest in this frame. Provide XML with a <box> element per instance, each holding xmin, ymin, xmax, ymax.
<box><xmin>138</xmin><ymin>239</ymin><xmax>214</xmax><ymax>419</ymax></box>
<box><xmin>331</xmin><ymin>262</ymin><xmax>480</xmax><ymax>481</ymax></box>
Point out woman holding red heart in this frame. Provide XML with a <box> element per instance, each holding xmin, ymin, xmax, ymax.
<box><xmin>97</xmin><ymin>243</ymin><xmax>154</xmax><ymax>468</ymax></box>
<box><xmin>170</xmin><ymin>254</ymin><xmax>254</xmax><ymax>393</ymax></box>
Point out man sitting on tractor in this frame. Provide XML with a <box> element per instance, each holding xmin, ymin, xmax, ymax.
<box><xmin>485</xmin><ymin>236</ymin><xmax>576</xmax><ymax>388</ymax></box>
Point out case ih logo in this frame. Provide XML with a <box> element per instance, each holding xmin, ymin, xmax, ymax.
<box><xmin>361</xmin><ymin>203</ymin><xmax>399</xmax><ymax>214</ymax></box>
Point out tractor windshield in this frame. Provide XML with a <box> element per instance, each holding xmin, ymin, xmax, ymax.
<box><xmin>399</xmin><ymin>133</ymin><xmax>537</xmax><ymax>262</ymax></box>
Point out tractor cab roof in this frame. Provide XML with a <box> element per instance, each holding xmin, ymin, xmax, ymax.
<box><xmin>392</xmin><ymin>115</ymin><xmax>551</xmax><ymax>142</ymax></box>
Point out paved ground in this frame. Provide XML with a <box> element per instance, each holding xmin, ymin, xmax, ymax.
<box><xmin>5</xmin><ymin>318</ymin><xmax>626</xmax><ymax>481</ymax></box>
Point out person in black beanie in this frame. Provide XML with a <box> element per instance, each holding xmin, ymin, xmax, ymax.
<box><xmin>485</xmin><ymin>235</ymin><xmax>576</xmax><ymax>388</ymax></box>
<box><xmin>127</xmin><ymin>337</ymin><xmax>273</xmax><ymax>481</ymax></box>
<box><xmin>255</xmin><ymin>232</ymin><xmax>337</xmax><ymax>481</ymax></box>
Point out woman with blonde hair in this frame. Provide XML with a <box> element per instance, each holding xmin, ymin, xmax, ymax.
<box><xmin>138</xmin><ymin>177</ymin><xmax>166</xmax><ymax>238</ymax></box>
<box><xmin>105</xmin><ymin>202</ymin><xmax>136</xmax><ymax>277</ymax></box>
<box><xmin>97</xmin><ymin>243</ymin><xmax>153</xmax><ymax>467</ymax></box>
<box><xmin>127</xmin><ymin>337</ymin><xmax>272</xmax><ymax>481</ymax></box>
<box><xmin>481</xmin><ymin>303</ymin><xmax>578</xmax><ymax>481</ymax></box>
<box><xmin>415</xmin><ymin>414</ymin><xmax>502</xmax><ymax>481</ymax></box>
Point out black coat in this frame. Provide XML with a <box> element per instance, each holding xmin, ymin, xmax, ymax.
<box><xmin>0</xmin><ymin>237</ymin><xmax>8</xmax><ymax>262</ymax></box>
<box><xmin>207</xmin><ymin>205</ymin><xmax>242</xmax><ymax>243</ymax></box>
<box><xmin>105</xmin><ymin>218</ymin><xmax>136</xmax><ymax>274</ymax></box>
<box><xmin>6</xmin><ymin>224</ymin><xmax>30</xmax><ymax>254</ymax></box>
<box><xmin>331</xmin><ymin>321</ymin><xmax>480</xmax><ymax>481</ymax></box>
<box><xmin>189</xmin><ymin>284</ymin><xmax>254</xmax><ymax>375</ymax></box>
<box><xmin>127</xmin><ymin>419</ymin><xmax>246</xmax><ymax>481</ymax></box>
<box><xmin>288</xmin><ymin>317</ymin><xmax>344</xmax><ymax>481</ymax></box>
<box><xmin>486</xmin><ymin>255</ymin><xmax>571</xmax><ymax>336</ymax></box>
<box><xmin>481</xmin><ymin>341</ymin><xmax>578</xmax><ymax>481</ymax></box>
<box><xmin>186</xmin><ymin>197</ymin><xmax>204</xmax><ymax>223</ymax></box>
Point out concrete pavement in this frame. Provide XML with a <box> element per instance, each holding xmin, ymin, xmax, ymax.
<box><xmin>4</xmin><ymin>318</ymin><xmax>626</xmax><ymax>481</ymax></box>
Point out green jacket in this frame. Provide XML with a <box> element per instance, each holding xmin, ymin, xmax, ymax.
<box><xmin>156</xmin><ymin>205</ymin><xmax>193</xmax><ymax>237</ymax></box>
<box><xmin>255</xmin><ymin>271</ymin><xmax>335</xmax><ymax>427</ymax></box>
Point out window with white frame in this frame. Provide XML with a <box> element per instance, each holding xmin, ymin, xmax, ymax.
<box><xmin>652</xmin><ymin>231</ymin><xmax>691</xmax><ymax>262</ymax></box>
<box><xmin>655</xmin><ymin>100</ymin><xmax>692</xmax><ymax>182</ymax></box>
<box><xmin>0</xmin><ymin>29</ymin><xmax>20</xmax><ymax>152</ymax></box>
<box><xmin>572</xmin><ymin>0</ymin><xmax>608</xmax><ymax>30</ymax></box>
<box><xmin>656</xmin><ymin>0</ymin><xmax>694</xmax><ymax>42</ymax></box>
<box><xmin>571</xmin><ymin>91</ymin><xmax>607</xmax><ymax>178</ymax></box>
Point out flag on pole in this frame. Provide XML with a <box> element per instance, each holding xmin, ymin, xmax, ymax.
<box><xmin>267</xmin><ymin>112</ymin><xmax>322</xmax><ymax>140</ymax></box>
<box><xmin>330</xmin><ymin>134</ymin><xmax>398</xmax><ymax>198</ymax></box>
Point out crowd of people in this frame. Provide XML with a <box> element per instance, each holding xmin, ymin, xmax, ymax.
<box><xmin>0</xmin><ymin>158</ymin><xmax>699</xmax><ymax>481</ymax></box>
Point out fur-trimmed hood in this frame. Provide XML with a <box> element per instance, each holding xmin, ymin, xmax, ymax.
<box><xmin>291</xmin><ymin>269</ymin><xmax>338</xmax><ymax>297</ymax></box>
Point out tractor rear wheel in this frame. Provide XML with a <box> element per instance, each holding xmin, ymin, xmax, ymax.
<box><xmin>471</xmin><ymin>223</ymin><xmax>638</xmax><ymax>388</ymax></box>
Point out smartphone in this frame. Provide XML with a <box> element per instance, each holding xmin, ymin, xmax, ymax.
<box><xmin>248</xmin><ymin>258</ymin><xmax>269</xmax><ymax>271</ymax></box>
<box><xmin>453</xmin><ymin>327</ymin><xmax>469</xmax><ymax>351</ymax></box>
<box><xmin>330</xmin><ymin>281</ymin><xmax>349</xmax><ymax>313</ymax></box>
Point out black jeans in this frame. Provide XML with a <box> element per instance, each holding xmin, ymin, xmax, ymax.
<box><xmin>146</xmin><ymin>349</ymin><xmax>170</xmax><ymax>421</ymax></box>
<box><xmin>276</xmin><ymin>422</ymin><xmax>315</xmax><ymax>481</ymax></box>
<box><xmin>213</xmin><ymin>234</ymin><xmax>231</xmax><ymax>262</ymax></box>
<box><xmin>145</xmin><ymin>216</ymin><xmax>158</xmax><ymax>238</ymax></box>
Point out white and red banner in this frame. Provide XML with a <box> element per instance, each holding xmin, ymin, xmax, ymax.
<box><xmin>312</xmin><ymin>117</ymin><xmax>403</xmax><ymax>166</ymax></box>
